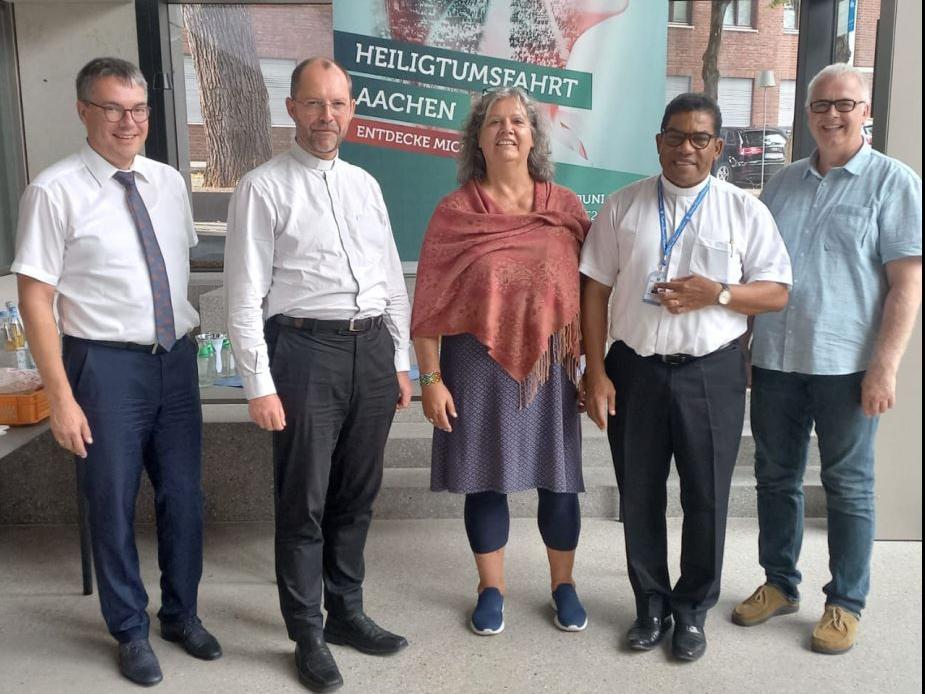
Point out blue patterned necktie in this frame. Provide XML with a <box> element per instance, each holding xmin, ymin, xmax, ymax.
<box><xmin>113</xmin><ymin>170</ymin><xmax>177</xmax><ymax>351</ymax></box>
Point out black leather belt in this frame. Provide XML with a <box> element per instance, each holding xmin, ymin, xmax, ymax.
<box><xmin>274</xmin><ymin>314</ymin><xmax>384</xmax><ymax>333</ymax></box>
<box><xmin>64</xmin><ymin>334</ymin><xmax>193</xmax><ymax>354</ymax></box>
<box><xmin>652</xmin><ymin>339</ymin><xmax>737</xmax><ymax>366</ymax></box>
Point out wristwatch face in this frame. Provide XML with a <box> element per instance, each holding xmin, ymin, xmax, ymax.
<box><xmin>718</xmin><ymin>287</ymin><xmax>732</xmax><ymax>305</ymax></box>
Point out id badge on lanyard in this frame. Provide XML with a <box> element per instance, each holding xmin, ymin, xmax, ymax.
<box><xmin>642</xmin><ymin>178</ymin><xmax>710</xmax><ymax>306</ymax></box>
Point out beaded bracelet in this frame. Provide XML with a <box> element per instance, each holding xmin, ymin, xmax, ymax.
<box><xmin>419</xmin><ymin>370</ymin><xmax>442</xmax><ymax>386</ymax></box>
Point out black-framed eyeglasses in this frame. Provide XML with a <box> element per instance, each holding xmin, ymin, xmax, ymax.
<box><xmin>660</xmin><ymin>129</ymin><xmax>716</xmax><ymax>150</ymax></box>
<box><xmin>809</xmin><ymin>99</ymin><xmax>866</xmax><ymax>114</ymax></box>
<box><xmin>83</xmin><ymin>100</ymin><xmax>151</xmax><ymax>123</ymax></box>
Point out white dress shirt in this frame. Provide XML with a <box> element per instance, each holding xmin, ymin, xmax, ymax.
<box><xmin>12</xmin><ymin>142</ymin><xmax>199</xmax><ymax>343</ymax></box>
<box><xmin>225</xmin><ymin>145</ymin><xmax>411</xmax><ymax>400</ymax></box>
<box><xmin>579</xmin><ymin>174</ymin><xmax>792</xmax><ymax>357</ymax></box>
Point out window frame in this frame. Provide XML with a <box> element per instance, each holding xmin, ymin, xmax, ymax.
<box><xmin>0</xmin><ymin>2</ymin><xmax>28</xmax><ymax>274</ymax></box>
<box><xmin>723</xmin><ymin>0</ymin><xmax>757</xmax><ymax>29</ymax></box>
<box><xmin>668</xmin><ymin>0</ymin><xmax>693</xmax><ymax>26</ymax></box>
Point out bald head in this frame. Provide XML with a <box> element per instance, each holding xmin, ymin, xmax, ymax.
<box><xmin>290</xmin><ymin>57</ymin><xmax>352</xmax><ymax>99</ymax></box>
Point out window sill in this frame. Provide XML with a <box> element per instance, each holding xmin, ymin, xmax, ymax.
<box><xmin>668</xmin><ymin>23</ymin><xmax>693</xmax><ymax>29</ymax></box>
<box><xmin>722</xmin><ymin>26</ymin><xmax>758</xmax><ymax>33</ymax></box>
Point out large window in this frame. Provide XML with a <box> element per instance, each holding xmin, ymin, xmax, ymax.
<box><xmin>668</xmin><ymin>1</ymin><xmax>692</xmax><ymax>26</ymax></box>
<box><xmin>665</xmin><ymin>75</ymin><xmax>691</xmax><ymax>105</ymax></box>
<box><xmin>724</xmin><ymin>0</ymin><xmax>756</xmax><ymax>29</ymax></box>
<box><xmin>168</xmin><ymin>3</ymin><xmax>333</xmax><ymax>269</ymax></box>
<box><xmin>783</xmin><ymin>0</ymin><xmax>800</xmax><ymax>31</ymax></box>
<box><xmin>0</xmin><ymin>3</ymin><xmax>26</xmax><ymax>272</ymax></box>
<box><xmin>778</xmin><ymin>79</ymin><xmax>796</xmax><ymax>129</ymax></box>
<box><xmin>718</xmin><ymin>77</ymin><xmax>754</xmax><ymax>126</ymax></box>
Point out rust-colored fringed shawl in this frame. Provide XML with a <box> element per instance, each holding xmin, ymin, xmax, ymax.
<box><xmin>411</xmin><ymin>179</ymin><xmax>590</xmax><ymax>406</ymax></box>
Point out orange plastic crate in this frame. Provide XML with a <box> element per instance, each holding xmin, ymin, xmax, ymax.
<box><xmin>0</xmin><ymin>388</ymin><xmax>50</xmax><ymax>425</ymax></box>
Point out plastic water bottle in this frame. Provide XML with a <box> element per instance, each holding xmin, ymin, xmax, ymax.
<box><xmin>195</xmin><ymin>334</ymin><xmax>215</xmax><ymax>387</ymax></box>
<box><xmin>3</xmin><ymin>305</ymin><xmax>34</xmax><ymax>370</ymax></box>
<box><xmin>221</xmin><ymin>337</ymin><xmax>235</xmax><ymax>376</ymax></box>
<box><xmin>210</xmin><ymin>335</ymin><xmax>225</xmax><ymax>376</ymax></box>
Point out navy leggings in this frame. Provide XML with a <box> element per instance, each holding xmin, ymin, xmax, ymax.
<box><xmin>464</xmin><ymin>489</ymin><xmax>581</xmax><ymax>554</ymax></box>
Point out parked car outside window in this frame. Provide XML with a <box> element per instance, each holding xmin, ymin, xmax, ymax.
<box><xmin>714</xmin><ymin>126</ymin><xmax>788</xmax><ymax>188</ymax></box>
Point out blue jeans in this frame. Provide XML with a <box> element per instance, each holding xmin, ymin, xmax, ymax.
<box><xmin>751</xmin><ymin>368</ymin><xmax>878</xmax><ymax>616</ymax></box>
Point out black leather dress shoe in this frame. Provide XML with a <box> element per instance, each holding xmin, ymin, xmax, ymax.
<box><xmin>627</xmin><ymin>615</ymin><xmax>673</xmax><ymax>650</ymax></box>
<box><xmin>161</xmin><ymin>617</ymin><xmax>223</xmax><ymax>660</ymax></box>
<box><xmin>296</xmin><ymin>634</ymin><xmax>343</xmax><ymax>692</ymax></box>
<box><xmin>118</xmin><ymin>638</ymin><xmax>163</xmax><ymax>687</ymax></box>
<box><xmin>672</xmin><ymin>623</ymin><xmax>707</xmax><ymax>661</ymax></box>
<box><xmin>324</xmin><ymin>612</ymin><xmax>409</xmax><ymax>656</ymax></box>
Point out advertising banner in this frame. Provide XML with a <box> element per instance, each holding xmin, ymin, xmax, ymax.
<box><xmin>333</xmin><ymin>1</ymin><xmax>668</xmax><ymax>259</ymax></box>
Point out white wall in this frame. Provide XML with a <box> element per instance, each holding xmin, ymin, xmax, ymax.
<box><xmin>875</xmin><ymin>0</ymin><xmax>923</xmax><ymax>541</ymax></box>
<box><xmin>14</xmin><ymin>1</ymin><xmax>138</xmax><ymax>179</ymax></box>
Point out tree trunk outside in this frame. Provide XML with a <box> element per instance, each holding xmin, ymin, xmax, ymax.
<box><xmin>701</xmin><ymin>0</ymin><xmax>733</xmax><ymax>102</ymax></box>
<box><xmin>183</xmin><ymin>5</ymin><xmax>272</xmax><ymax>188</ymax></box>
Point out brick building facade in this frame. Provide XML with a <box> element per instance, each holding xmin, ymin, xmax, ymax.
<box><xmin>667</xmin><ymin>0</ymin><xmax>879</xmax><ymax>129</ymax></box>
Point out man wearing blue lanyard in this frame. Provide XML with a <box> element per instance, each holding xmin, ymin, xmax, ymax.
<box><xmin>580</xmin><ymin>93</ymin><xmax>792</xmax><ymax>661</ymax></box>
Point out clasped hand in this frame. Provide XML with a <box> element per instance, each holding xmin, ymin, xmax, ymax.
<box><xmin>654</xmin><ymin>274</ymin><xmax>720</xmax><ymax>314</ymax></box>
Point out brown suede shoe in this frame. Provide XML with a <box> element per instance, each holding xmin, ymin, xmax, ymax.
<box><xmin>811</xmin><ymin>605</ymin><xmax>859</xmax><ymax>655</ymax></box>
<box><xmin>732</xmin><ymin>583</ymin><xmax>800</xmax><ymax>627</ymax></box>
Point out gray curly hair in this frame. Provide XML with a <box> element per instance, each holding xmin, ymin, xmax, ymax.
<box><xmin>456</xmin><ymin>87</ymin><xmax>554</xmax><ymax>184</ymax></box>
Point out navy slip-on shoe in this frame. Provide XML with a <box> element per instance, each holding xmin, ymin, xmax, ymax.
<box><xmin>551</xmin><ymin>583</ymin><xmax>588</xmax><ymax>632</ymax></box>
<box><xmin>471</xmin><ymin>587</ymin><xmax>504</xmax><ymax>635</ymax></box>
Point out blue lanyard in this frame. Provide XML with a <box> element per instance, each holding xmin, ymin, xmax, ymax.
<box><xmin>657</xmin><ymin>177</ymin><xmax>710</xmax><ymax>270</ymax></box>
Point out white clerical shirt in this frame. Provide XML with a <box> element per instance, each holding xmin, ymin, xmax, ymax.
<box><xmin>225</xmin><ymin>145</ymin><xmax>411</xmax><ymax>400</ymax></box>
<box><xmin>579</xmin><ymin>174</ymin><xmax>792</xmax><ymax>357</ymax></box>
<box><xmin>12</xmin><ymin>142</ymin><xmax>200</xmax><ymax>343</ymax></box>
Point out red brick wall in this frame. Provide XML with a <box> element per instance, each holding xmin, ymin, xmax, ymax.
<box><xmin>665</xmin><ymin>0</ymin><xmax>879</xmax><ymax>128</ymax></box>
<box><xmin>853</xmin><ymin>0</ymin><xmax>881</xmax><ymax>68</ymax></box>
<box><xmin>182</xmin><ymin>5</ymin><xmax>333</xmax><ymax>61</ymax></box>
<box><xmin>667</xmin><ymin>1</ymin><xmax>798</xmax><ymax>127</ymax></box>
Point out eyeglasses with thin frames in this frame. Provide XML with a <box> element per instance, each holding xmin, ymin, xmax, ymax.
<box><xmin>809</xmin><ymin>99</ymin><xmax>866</xmax><ymax>114</ymax></box>
<box><xmin>83</xmin><ymin>101</ymin><xmax>151</xmax><ymax>123</ymax></box>
<box><xmin>290</xmin><ymin>98</ymin><xmax>350</xmax><ymax>115</ymax></box>
<box><xmin>660</xmin><ymin>129</ymin><xmax>717</xmax><ymax>150</ymax></box>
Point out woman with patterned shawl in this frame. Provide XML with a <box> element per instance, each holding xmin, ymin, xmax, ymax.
<box><xmin>412</xmin><ymin>87</ymin><xmax>591</xmax><ymax>636</ymax></box>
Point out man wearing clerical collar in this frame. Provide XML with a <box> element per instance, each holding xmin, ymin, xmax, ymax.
<box><xmin>733</xmin><ymin>63</ymin><xmax>922</xmax><ymax>656</ymax></box>
<box><xmin>580</xmin><ymin>92</ymin><xmax>792</xmax><ymax>662</ymax></box>
<box><xmin>225</xmin><ymin>57</ymin><xmax>411</xmax><ymax>692</ymax></box>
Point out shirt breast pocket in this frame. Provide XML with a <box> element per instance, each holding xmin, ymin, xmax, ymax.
<box><xmin>690</xmin><ymin>236</ymin><xmax>734</xmax><ymax>283</ymax></box>
<box><xmin>348</xmin><ymin>210</ymin><xmax>386</xmax><ymax>260</ymax></box>
<box><xmin>824</xmin><ymin>204</ymin><xmax>874</xmax><ymax>253</ymax></box>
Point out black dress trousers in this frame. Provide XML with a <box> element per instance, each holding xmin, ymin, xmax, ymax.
<box><xmin>605</xmin><ymin>340</ymin><xmax>746</xmax><ymax>627</ymax></box>
<box><xmin>268</xmin><ymin>318</ymin><xmax>398</xmax><ymax>642</ymax></box>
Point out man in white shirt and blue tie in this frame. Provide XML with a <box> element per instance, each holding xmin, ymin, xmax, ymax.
<box><xmin>225</xmin><ymin>57</ymin><xmax>411</xmax><ymax>692</ymax></box>
<box><xmin>13</xmin><ymin>57</ymin><xmax>220</xmax><ymax>687</ymax></box>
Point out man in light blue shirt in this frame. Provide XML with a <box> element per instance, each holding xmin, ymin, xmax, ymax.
<box><xmin>733</xmin><ymin>64</ymin><xmax>922</xmax><ymax>655</ymax></box>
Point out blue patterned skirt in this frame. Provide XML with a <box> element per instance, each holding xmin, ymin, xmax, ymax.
<box><xmin>430</xmin><ymin>333</ymin><xmax>584</xmax><ymax>494</ymax></box>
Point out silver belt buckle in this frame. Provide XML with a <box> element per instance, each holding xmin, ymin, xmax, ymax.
<box><xmin>347</xmin><ymin>317</ymin><xmax>361</xmax><ymax>332</ymax></box>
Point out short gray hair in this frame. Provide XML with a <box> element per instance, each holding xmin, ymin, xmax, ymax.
<box><xmin>76</xmin><ymin>57</ymin><xmax>147</xmax><ymax>102</ymax></box>
<box><xmin>805</xmin><ymin>63</ymin><xmax>870</xmax><ymax>107</ymax></box>
<box><xmin>457</xmin><ymin>87</ymin><xmax>554</xmax><ymax>185</ymax></box>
